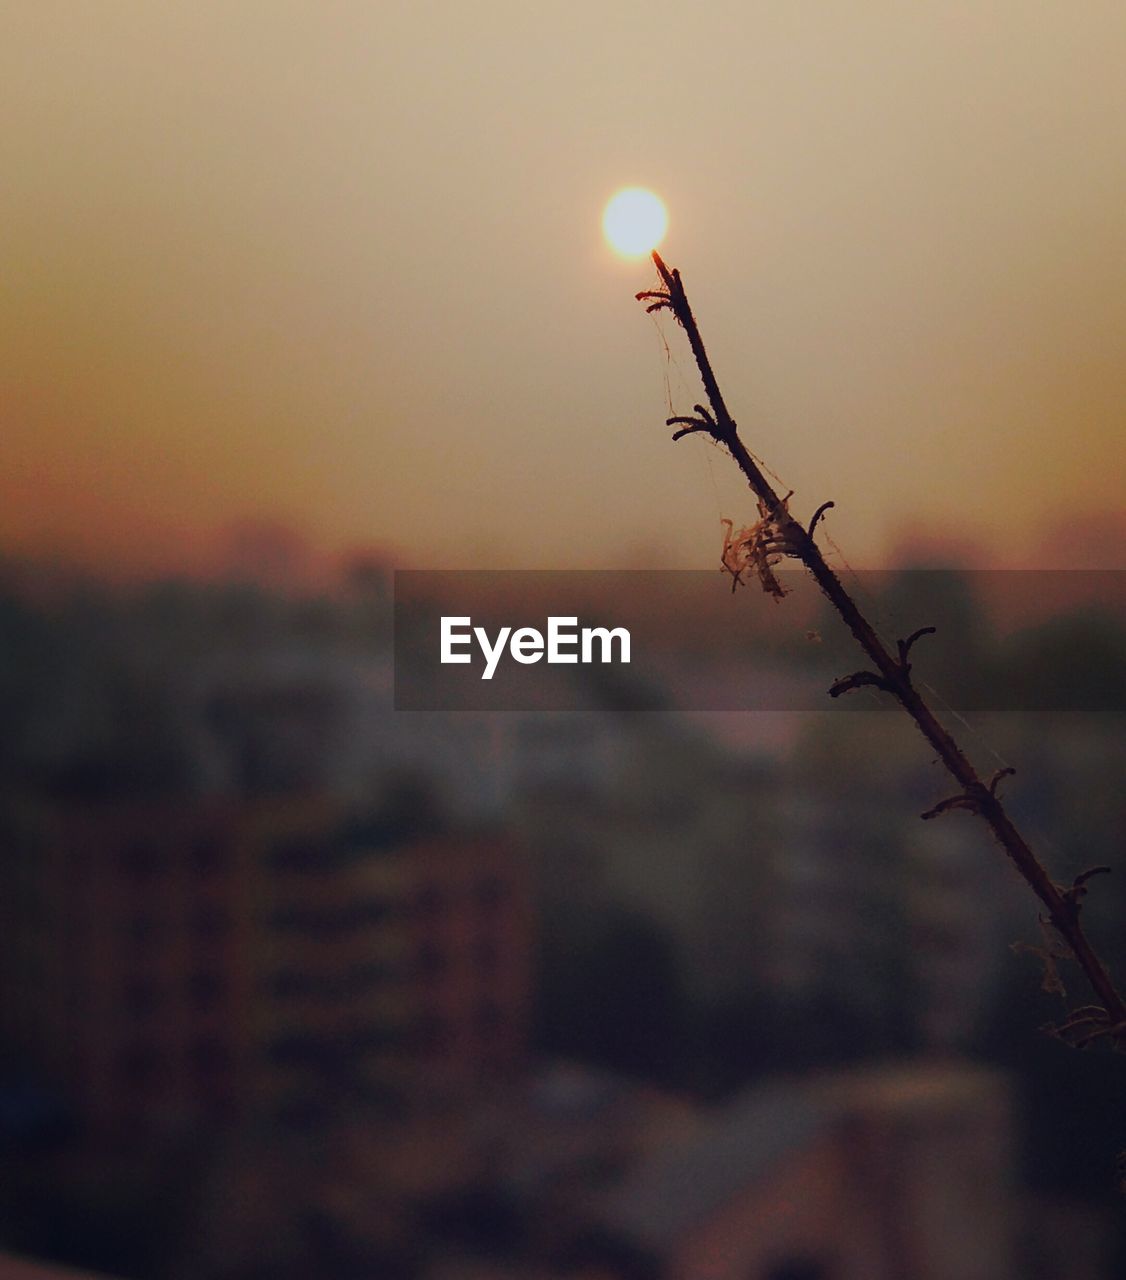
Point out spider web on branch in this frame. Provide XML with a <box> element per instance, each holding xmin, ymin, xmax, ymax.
<box><xmin>642</xmin><ymin>273</ymin><xmax>1016</xmax><ymax>769</ymax></box>
<box><xmin>648</xmin><ymin>305</ymin><xmax>729</xmax><ymax>530</ymax></box>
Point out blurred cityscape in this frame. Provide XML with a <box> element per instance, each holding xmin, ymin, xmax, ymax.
<box><xmin>1</xmin><ymin>549</ymin><xmax>1124</xmax><ymax>1280</ymax></box>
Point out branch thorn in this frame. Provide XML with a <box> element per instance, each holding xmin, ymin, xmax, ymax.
<box><xmin>987</xmin><ymin>766</ymin><xmax>1016</xmax><ymax>796</ymax></box>
<box><xmin>667</xmin><ymin>404</ymin><xmax>719</xmax><ymax>442</ymax></box>
<box><xmin>1061</xmin><ymin>865</ymin><xmax>1112</xmax><ymax>913</ymax></box>
<box><xmin>807</xmin><ymin>500</ymin><xmax>835</xmax><ymax>538</ymax></box>
<box><xmin>921</xmin><ymin>791</ymin><xmax>982</xmax><ymax>821</ymax></box>
<box><xmin>636</xmin><ymin>289</ymin><xmax>673</xmax><ymax>315</ymax></box>
<box><xmin>896</xmin><ymin>626</ymin><xmax>937</xmax><ymax>672</ymax></box>
<box><xmin>828</xmin><ymin>669</ymin><xmax>893</xmax><ymax>699</ymax></box>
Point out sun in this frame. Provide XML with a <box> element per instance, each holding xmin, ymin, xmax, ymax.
<box><xmin>602</xmin><ymin>187</ymin><xmax>668</xmax><ymax>259</ymax></box>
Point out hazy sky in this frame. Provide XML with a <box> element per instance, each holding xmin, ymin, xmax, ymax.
<box><xmin>3</xmin><ymin>3</ymin><xmax>1124</xmax><ymax>573</ymax></box>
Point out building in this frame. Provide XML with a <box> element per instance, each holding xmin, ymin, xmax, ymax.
<box><xmin>594</xmin><ymin>1063</ymin><xmax>1015</xmax><ymax>1280</ymax></box>
<box><xmin>183</xmin><ymin>1059</ymin><xmax>1016</xmax><ymax>1280</ymax></box>
<box><xmin>0</xmin><ymin>792</ymin><xmax>532</xmax><ymax>1135</ymax></box>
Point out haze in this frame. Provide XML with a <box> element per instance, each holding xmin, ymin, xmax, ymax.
<box><xmin>3</xmin><ymin>3</ymin><xmax>1124</xmax><ymax>574</ymax></box>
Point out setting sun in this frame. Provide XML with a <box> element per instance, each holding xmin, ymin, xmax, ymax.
<box><xmin>602</xmin><ymin>187</ymin><xmax>668</xmax><ymax>258</ymax></box>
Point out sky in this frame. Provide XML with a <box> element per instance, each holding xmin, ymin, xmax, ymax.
<box><xmin>3</xmin><ymin>2</ymin><xmax>1125</xmax><ymax>575</ymax></box>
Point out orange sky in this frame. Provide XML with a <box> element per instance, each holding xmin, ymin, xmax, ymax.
<box><xmin>3</xmin><ymin>3</ymin><xmax>1124</xmax><ymax>574</ymax></box>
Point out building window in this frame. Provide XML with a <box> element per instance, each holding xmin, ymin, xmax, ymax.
<box><xmin>475</xmin><ymin>875</ymin><xmax>505</xmax><ymax>912</ymax></box>
<box><xmin>268</xmin><ymin>838</ymin><xmax>324</xmax><ymax>872</ymax></box>
<box><xmin>349</xmin><ymin>960</ymin><xmax>396</xmax><ymax>991</ymax></box>
<box><xmin>188</xmin><ymin>1036</ymin><xmax>230</xmax><ymax>1077</ymax></box>
<box><xmin>123</xmin><ymin>979</ymin><xmax>160</xmax><ymax>1019</ymax></box>
<box><xmin>192</xmin><ymin>904</ymin><xmax>231</xmax><ymax>941</ymax></box>
<box><xmin>474</xmin><ymin>999</ymin><xmax>503</xmax><ymax>1035</ymax></box>
<box><xmin>414</xmin><ymin>1013</ymin><xmax>450</xmax><ymax>1054</ymax></box>
<box><xmin>190</xmin><ymin>836</ymin><xmax>228</xmax><ymax>876</ymax></box>
<box><xmin>268</xmin><ymin>970</ymin><xmax>307</xmax><ymax>999</ymax></box>
<box><xmin>187</xmin><ymin>970</ymin><xmax>223</xmax><ymax>1010</ymax></box>
<box><xmin>123</xmin><ymin>913</ymin><xmax>157</xmax><ymax>946</ymax></box>
<box><xmin>120</xmin><ymin>841</ymin><xmax>161</xmax><ymax>880</ymax></box>
<box><xmin>416</xmin><ymin>941</ymin><xmax>446</xmax><ymax>982</ymax></box>
<box><xmin>269</xmin><ymin>900</ymin><xmax>389</xmax><ymax>937</ymax></box>
<box><xmin>119</xmin><ymin>1044</ymin><xmax>163</xmax><ymax>1092</ymax></box>
<box><xmin>268</xmin><ymin>1033</ymin><xmax>338</xmax><ymax>1068</ymax></box>
<box><xmin>413</xmin><ymin>884</ymin><xmax>444</xmax><ymax>919</ymax></box>
<box><xmin>353</xmin><ymin>1023</ymin><xmax>397</xmax><ymax>1052</ymax></box>
<box><xmin>474</xmin><ymin>936</ymin><xmax>499</xmax><ymax>973</ymax></box>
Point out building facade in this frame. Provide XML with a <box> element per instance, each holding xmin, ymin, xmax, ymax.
<box><xmin>0</xmin><ymin>793</ymin><xmax>532</xmax><ymax>1134</ymax></box>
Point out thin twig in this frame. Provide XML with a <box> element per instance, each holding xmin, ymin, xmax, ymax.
<box><xmin>636</xmin><ymin>251</ymin><xmax>1126</xmax><ymax>1041</ymax></box>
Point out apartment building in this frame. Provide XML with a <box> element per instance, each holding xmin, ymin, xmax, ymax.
<box><xmin>0</xmin><ymin>792</ymin><xmax>531</xmax><ymax>1134</ymax></box>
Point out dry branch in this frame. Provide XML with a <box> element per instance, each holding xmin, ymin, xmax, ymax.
<box><xmin>636</xmin><ymin>251</ymin><xmax>1126</xmax><ymax>1049</ymax></box>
